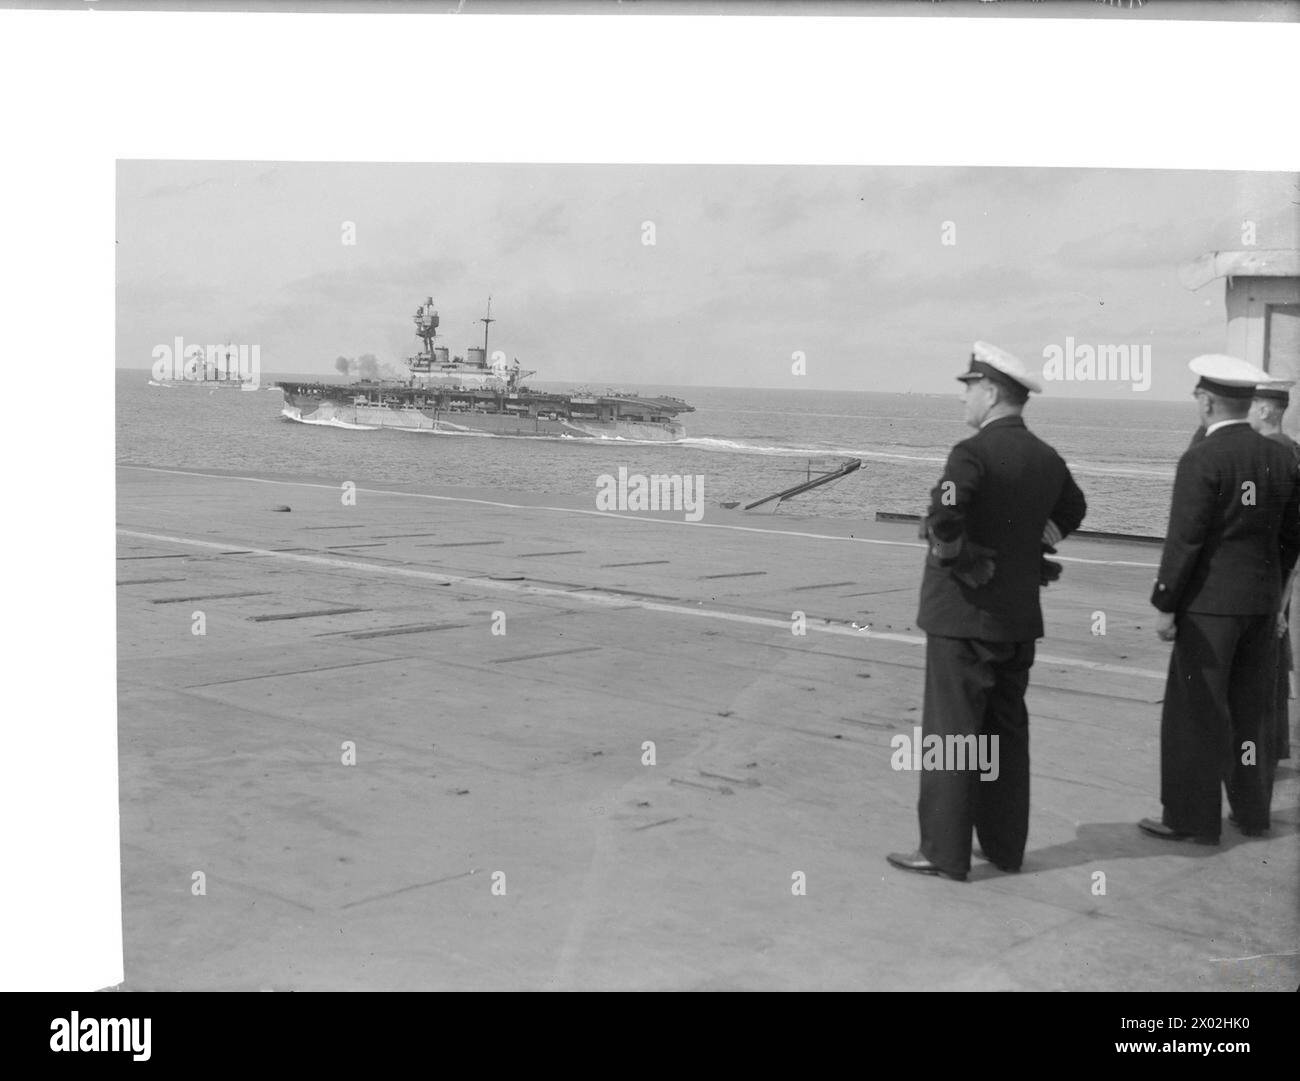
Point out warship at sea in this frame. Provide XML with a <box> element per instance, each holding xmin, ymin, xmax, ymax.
<box><xmin>149</xmin><ymin>342</ymin><xmax>258</xmax><ymax>390</ymax></box>
<box><xmin>276</xmin><ymin>296</ymin><xmax>694</xmax><ymax>441</ymax></box>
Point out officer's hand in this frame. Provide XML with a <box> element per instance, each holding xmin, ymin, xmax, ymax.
<box><xmin>1276</xmin><ymin>611</ymin><xmax>1288</xmax><ymax>640</ymax></box>
<box><xmin>1155</xmin><ymin>612</ymin><xmax>1177</xmax><ymax>642</ymax></box>
<box><xmin>952</xmin><ymin>543</ymin><xmax>997</xmax><ymax>589</ymax></box>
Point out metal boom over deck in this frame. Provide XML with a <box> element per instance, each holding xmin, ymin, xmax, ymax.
<box><xmin>742</xmin><ymin>458</ymin><xmax>863</xmax><ymax>511</ymax></box>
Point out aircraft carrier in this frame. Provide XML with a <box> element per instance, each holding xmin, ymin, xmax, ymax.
<box><xmin>276</xmin><ymin>297</ymin><xmax>693</xmax><ymax>441</ymax></box>
<box><xmin>114</xmin><ymin>463</ymin><xmax>1298</xmax><ymax>990</ymax></box>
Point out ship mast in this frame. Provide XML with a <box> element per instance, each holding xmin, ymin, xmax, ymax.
<box><xmin>479</xmin><ymin>296</ymin><xmax>495</xmax><ymax>358</ymax></box>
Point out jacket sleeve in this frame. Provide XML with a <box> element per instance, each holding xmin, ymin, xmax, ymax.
<box><xmin>1049</xmin><ymin>465</ymin><xmax>1087</xmax><ymax>539</ymax></box>
<box><xmin>923</xmin><ymin>441</ymin><xmax>983</xmax><ymax>563</ymax></box>
<box><xmin>1151</xmin><ymin>453</ymin><xmax>1216</xmax><ymax>612</ymax></box>
<box><xmin>1278</xmin><ymin>462</ymin><xmax>1300</xmax><ymax>586</ymax></box>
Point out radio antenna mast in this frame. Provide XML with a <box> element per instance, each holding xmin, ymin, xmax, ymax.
<box><xmin>479</xmin><ymin>296</ymin><xmax>495</xmax><ymax>356</ymax></box>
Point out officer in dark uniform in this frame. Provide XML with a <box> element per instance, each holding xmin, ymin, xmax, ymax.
<box><xmin>1250</xmin><ymin>380</ymin><xmax>1299</xmax><ymax>764</ymax></box>
<box><xmin>887</xmin><ymin>343</ymin><xmax>1087</xmax><ymax>882</ymax></box>
<box><xmin>1141</xmin><ymin>357</ymin><xmax>1300</xmax><ymax>843</ymax></box>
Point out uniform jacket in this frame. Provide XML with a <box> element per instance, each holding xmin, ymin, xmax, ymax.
<box><xmin>916</xmin><ymin>414</ymin><xmax>1087</xmax><ymax>642</ymax></box>
<box><xmin>1264</xmin><ymin>428</ymin><xmax>1300</xmax><ymax>467</ymax></box>
<box><xmin>1152</xmin><ymin>422</ymin><xmax>1300</xmax><ymax>615</ymax></box>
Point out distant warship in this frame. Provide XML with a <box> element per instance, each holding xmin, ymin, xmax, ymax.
<box><xmin>276</xmin><ymin>296</ymin><xmax>693</xmax><ymax>441</ymax></box>
<box><xmin>150</xmin><ymin>342</ymin><xmax>257</xmax><ymax>390</ymax></box>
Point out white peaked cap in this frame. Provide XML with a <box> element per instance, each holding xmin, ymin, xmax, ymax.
<box><xmin>1188</xmin><ymin>354</ymin><xmax>1271</xmax><ymax>388</ymax></box>
<box><xmin>959</xmin><ymin>341</ymin><xmax>1043</xmax><ymax>394</ymax></box>
<box><xmin>1254</xmin><ymin>374</ymin><xmax>1295</xmax><ymax>401</ymax></box>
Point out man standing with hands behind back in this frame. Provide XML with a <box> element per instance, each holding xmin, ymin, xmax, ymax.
<box><xmin>1142</xmin><ymin>356</ymin><xmax>1300</xmax><ymax>844</ymax></box>
<box><xmin>1250</xmin><ymin>379</ymin><xmax>1300</xmax><ymax>766</ymax></box>
<box><xmin>887</xmin><ymin>342</ymin><xmax>1086</xmax><ymax>883</ymax></box>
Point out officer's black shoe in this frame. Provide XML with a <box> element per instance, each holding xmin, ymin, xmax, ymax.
<box><xmin>1230</xmin><ymin>817</ymin><xmax>1268</xmax><ymax>836</ymax></box>
<box><xmin>1226</xmin><ymin>811</ymin><xmax>1270</xmax><ymax>830</ymax></box>
<box><xmin>886</xmin><ymin>850</ymin><xmax>967</xmax><ymax>882</ymax></box>
<box><xmin>1138</xmin><ymin>817</ymin><xmax>1219</xmax><ymax>845</ymax></box>
<box><xmin>974</xmin><ymin>847</ymin><xmax>1021</xmax><ymax>873</ymax></box>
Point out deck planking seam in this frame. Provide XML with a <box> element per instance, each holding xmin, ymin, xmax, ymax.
<box><xmin>339</xmin><ymin>870</ymin><xmax>480</xmax><ymax>910</ymax></box>
<box><xmin>249</xmin><ymin>606</ymin><xmax>372</xmax><ymax>622</ymax></box>
<box><xmin>490</xmin><ymin>645</ymin><xmax>602</xmax><ymax>664</ymax></box>
<box><xmin>150</xmin><ymin>591</ymin><xmax>273</xmax><ymax>604</ymax></box>
<box><xmin>346</xmin><ymin>622</ymin><xmax>470</xmax><ymax>640</ymax></box>
<box><xmin>184</xmin><ymin>655</ymin><xmax>407</xmax><ymax>687</ymax></box>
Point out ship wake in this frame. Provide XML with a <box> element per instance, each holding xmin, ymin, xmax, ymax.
<box><xmin>280</xmin><ymin>406</ymin><xmax>376</xmax><ymax>431</ymax></box>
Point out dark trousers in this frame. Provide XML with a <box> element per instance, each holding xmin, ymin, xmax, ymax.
<box><xmin>1160</xmin><ymin>612</ymin><xmax>1276</xmax><ymax>838</ymax></box>
<box><xmin>918</xmin><ymin>635</ymin><xmax>1034</xmax><ymax>876</ymax></box>
<box><xmin>1275</xmin><ymin>627</ymin><xmax>1293</xmax><ymax>762</ymax></box>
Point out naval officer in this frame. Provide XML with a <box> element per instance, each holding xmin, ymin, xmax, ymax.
<box><xmin>1141</xmin><ymin>357</ymin><xmax>1300</xmax><ymax>843</ymax></box>
<box><xmin>1251</xmin><ymin>379</ymin><xmax>1300</xmax><ymax>466</ymax></box>
<box><xmin>1250</xmin><ymin>380</ymin><xmax>1299</xmax><ymax>765</ymax></box>
<box><xmin>887</xmin><ymin>343</ymin><xmax>1086</xmax><ymax>882</ymax></box>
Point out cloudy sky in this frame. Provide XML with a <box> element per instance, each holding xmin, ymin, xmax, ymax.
<box><xmin>116</xmin><ymin>162</ymin><xmax>1298</xmax><ymax>399</ymax></box>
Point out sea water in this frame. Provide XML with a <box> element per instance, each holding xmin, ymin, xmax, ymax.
<box><xmin>116</xmin><ymin>371</ymin><xmax>1196</xmax><ymax>535</ymax></box>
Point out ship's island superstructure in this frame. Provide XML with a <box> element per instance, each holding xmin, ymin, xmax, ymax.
<box><xmin>275</xmin><ymin>296</ymin><xmax>693</xmax><ymax>441</ymax></box>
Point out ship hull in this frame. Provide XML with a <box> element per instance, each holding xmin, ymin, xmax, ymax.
<box><xmin>151</xmin><ymin>379</ymin><xmax>257</xmax><ymax>390</ymax></box>
<box><xmin>280</xmin><ymin>393</ymin><xmax>685</xmax><ymax>442</ymax></box>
